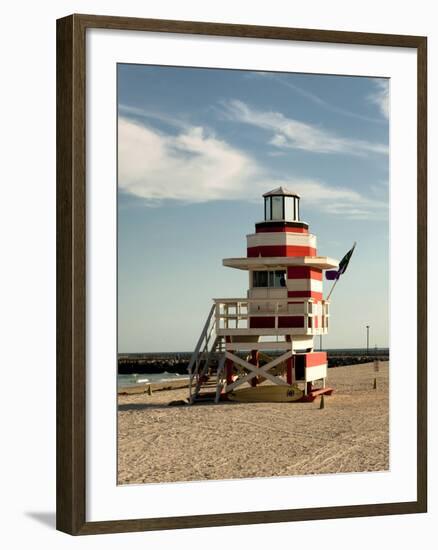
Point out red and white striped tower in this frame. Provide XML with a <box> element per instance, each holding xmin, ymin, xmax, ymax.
<box><xmin>215</xmin><ymin>187</ymin><xmax>339</xmax><ymax>398</ymax></box>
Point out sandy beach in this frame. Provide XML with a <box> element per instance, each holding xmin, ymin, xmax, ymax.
<box><xmin>118</xmin><ymin>361</ymin><xmax>389</xmax><ymax>485</ymax></box>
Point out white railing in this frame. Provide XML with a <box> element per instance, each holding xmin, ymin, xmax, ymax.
<box><xmin>213</xmin><ymin>297</ymin><xmax>329</xmax><ymax>335</ymax></box>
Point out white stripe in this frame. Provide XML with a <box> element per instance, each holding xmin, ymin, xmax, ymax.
<box><xmin>286</xmin><ymin>279</ymin><xmax>323</xmax><ymax>292</ymax></box>
<box><xmin>292</xmin><ymin>337</ymin><xmax>314</xmax><ymax>351</ymax></box>
<box><xmin>305</xmin><ymin>364</ymin><xmax>327</xmax><ymax>382</ymax></box>
<box><xmin>223</xmin><ymin>256</ymin><xmax>339</xmax><ymax>270</ymax></box>
<box><xmin>247</xmin><ymin>232</ymin><xmax>317</xmax><ymax>249</ymax></box>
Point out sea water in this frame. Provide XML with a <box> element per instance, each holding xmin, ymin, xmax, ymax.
<box><xmin>117</xmin><ymin>372</ymin><xmax>190</xmax><ymax>388</ymax></box>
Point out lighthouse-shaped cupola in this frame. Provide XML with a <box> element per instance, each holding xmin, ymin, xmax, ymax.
<box><xmin>189</xmin><ymin>188</ymin><xmax>340</xmax><ymax>404</ymax></box>
<box><xmin>263</xmin><ymin>187</ymin><xmax>301</xmax><ymax>223</ymax></box>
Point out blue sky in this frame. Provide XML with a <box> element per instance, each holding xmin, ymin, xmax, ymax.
<box><xmin>117</xmin><ymin>64</ymin><xmax>389</xmax><ymax>352</ymax></box>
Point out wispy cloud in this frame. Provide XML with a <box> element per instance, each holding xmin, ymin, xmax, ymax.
<box><xmin>289</xmin><ymin>179</ymin><xmax>387</xmax><ymax>220</ymax></box>
<box><xmin>118</xmin><ymin>116</ymin><xmax>387</xmax><ymax>219</ymax></box>
<box><xmin>251</xmin><ymin>73</ymin><xmax>385</xmax><ymax>124</ymax></box>
<box><xmin>367</xmin><ymin>80</ymin><xmax>389</xmax><ymax>119</ymax></box>
<box><xmin>118</xmin><ymin>117</ymin><xmax>258</xmax><ymax>203</ymax></box>
<box><xmin>119</xmin><ymin>104</ymin><xmax>189</xmax><ymax>130</ymax></box>
<box><xmin>222</xmin><ymin>100</ymin><xmax>389</xmax><ymax>156</ymax></box>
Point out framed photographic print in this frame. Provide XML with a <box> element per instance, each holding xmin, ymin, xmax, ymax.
<box><xmin>56</xmin><ymin>14</ymin><xmax>427</xmax><ymax>535</ymax></box>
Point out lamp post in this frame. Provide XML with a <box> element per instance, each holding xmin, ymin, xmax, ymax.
<box><xmin>366</xmin><ymin>325</ymin><xmax>370</xmax><ymax>356</ymax></box>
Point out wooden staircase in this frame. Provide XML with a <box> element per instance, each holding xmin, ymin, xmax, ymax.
<box><xmin>188</xmin><ymin>304</ymin><xmax>225</xmax><ymax>404</ymax></box>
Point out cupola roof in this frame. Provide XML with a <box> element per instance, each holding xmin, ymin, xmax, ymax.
<box><xmin>262</xmin><ymin>186</ymin><xmax>300</xmax><ymax>198</ymax></box>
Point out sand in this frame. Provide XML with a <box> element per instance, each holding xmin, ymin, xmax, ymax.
<box><xmin>117</xmin><ymin>361</ymin><xmax>389</xmax><ymax>485</ymax></box>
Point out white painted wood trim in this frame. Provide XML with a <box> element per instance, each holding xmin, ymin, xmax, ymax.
<box><xmin>223</xmin><ymin>256</ymin><xmax>339</xmax><ymax>270</ymax></box>
<box><xmin>305</xmin><ymin>364</ymin><xmax>327</xmax><ymax>382</ymax></box>
<box><xmin>246</xmin><ymin>232</ymin><xmax>317</xmax><ymax>248</ymax></box>
<box><xmin>217</xmin><ymin>328</ymin><xmax>314</xmax><ymax>336</ymax></box>
<box><xmin>224</xmin><ymin>351</ymin><xmax>291</xmax><ymax>391</ymax></box>
<box><xmin>286</xmin><ymin>279</ymin><xmax>323</xmax><ymax>292</ymax></box>
<box><xmin>225</xmin><ymin>341</ymin><xmax>292</xmax><ymax>351</ymax></box>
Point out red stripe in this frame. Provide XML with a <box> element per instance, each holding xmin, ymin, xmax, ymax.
<box><xmin>287</xmin><ymin>291</ymin><xmax>323</xmax><ymax>300</ymax></box>
<box><xmin>249</xmin><ymin>316</ymin><xmax>305</xmax><ymax>329</ymax></box>
<box><xmin>305</xmin><ymin>352</ymin><xmax>327</xmax><ymax>367</ymax></box>
<box><xmin>247</xmin><ymin>245</ymin><xmax>316</xmax><ymax>258</ymax></box>
<box><xmin>249</xmin><ymin>317</ymin><xmax>275</xmax><ymax>329</ymax></box>
<box><xmin>287</xmin><ymin>267</ymin><xmax>322</xmax><ymax>280</ymax></box>
<box><xmin>278</xmin><ymin>316</ymin><xmax>305</xmax><ymax>328</ymax></box>
<box><xmin>256</xmin><ymin>226</ymin><xmax>308</xmax><ymax>234</ymax></box>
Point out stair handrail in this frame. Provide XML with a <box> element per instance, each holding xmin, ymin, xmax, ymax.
<box><xmin>188</xmin><ymin>303</ymin><xmax>216</xmax><ymax>401</ymax></box>
<box><xmin>187</xmin><ymin>304</ymin><xmax>216</xmax><ymax>373</ymax></box>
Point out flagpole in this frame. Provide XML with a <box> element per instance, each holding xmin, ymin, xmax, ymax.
<box><xmin>323</xmin><ymin>272</ymin><xmax>341</xmax><ymax>350</ymax></box>
<box><xmin>326</xmin><ymin>276</ymin><xmax>340</xmax><ymax>301</ymax></box>
<box><xmin>326</xmin><ymin>241</ymin><xmax>356</xmax><ymax>302</ymax></box>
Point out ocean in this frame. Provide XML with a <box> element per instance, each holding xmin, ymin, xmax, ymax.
<box><xmin>118</xmin><ymin>372</ymin><xmax>190</xmax><ymax>388</ymax></box>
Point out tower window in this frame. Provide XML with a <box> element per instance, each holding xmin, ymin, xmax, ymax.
<box><xmin>284</xmin><ymin>196</ymin><xmax>294</xmax><ymax>220</ymax></box>
<box><xmin>253</xmin><ymin>270</ymin><xmax>286</xmax><ymax>288</ymax></box>
<box><xmin>271</xmin><ymin>196</ymin><xmax>283</xmax><ymax>220</ymax></box>
<box><xmin>264</xmin><ymin>197</ymin><xmax>271</xmax><ymax>220</ymax></box>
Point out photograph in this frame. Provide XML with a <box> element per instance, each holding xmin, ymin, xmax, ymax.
<box><xmin>116</xmin><ymin>64</ymin><xmax>390</xmax><ymax>485</ymax></box>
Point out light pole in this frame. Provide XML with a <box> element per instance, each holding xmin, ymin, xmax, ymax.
<box><xmin>366</xmin><ymin>325</ymin><xmax>370</xmax><ymax>356</ymax></box>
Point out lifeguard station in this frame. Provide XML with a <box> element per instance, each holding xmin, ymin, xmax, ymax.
<box><xmin>188</xmin><ymin>187</ymin><xmax>339</xmax><ymax>403</ymax></box>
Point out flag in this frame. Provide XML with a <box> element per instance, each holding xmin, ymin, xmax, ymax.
<box><xmin>326</xmin><ymin>242</ymin><xmax>356</xmax><ymax>280</ymax></box>
<box><xmin>325</xmin><ymin>270</ymin><xmax>339</xmax><ymax>280</ymax></box>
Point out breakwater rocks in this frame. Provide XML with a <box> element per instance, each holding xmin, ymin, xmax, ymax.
<box><xmin>327</xmin><ymin>355</ymin><xmax>388</xmax><ymax>368</ymax></box>
<box><xmin>118</xmin><ymin>350</ymin><xmax>389</xmax><ymax>375</ymax></box>
<box><xmin>118</xmin><ymin>355</ymin><xmax>191</xmax><ymax>375</ymax></box>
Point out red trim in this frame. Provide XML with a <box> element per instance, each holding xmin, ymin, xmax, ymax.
<box><xmin>249</xmin><ymin>317</ymin><xmax>275</xmax><ymax>329</ymax></box>
<box><xmin>225</xmin><ymin>336</ymin><xmax>233</xmax><ymax>384</ymax></box>
<box><xmin>247</xmin><ymin>245</ymin><xmax>316</xmax><ymax>258</ymax></box>
<box><xmin>249</xmin><ymin>316</ymin><xmax>305</xmax><ymax>328</ymax></box>
<box><xmin>287</xmin><ymin>290</ymin><xmax>323</xmax><ymax>300</ymax></box>
<box><xmin>285</xmin><ymin>335</ymin><xmax>294</xmax><ymax>384</ymax></box>
<box><xmin>249</xmin><ymin>350</ymin><xmax>259</xmax><ymax>387</ymax></box>
<box><xmin>299</xmin><ymin>387</ymin><xmax>334</xmax><ymax>402</ymax></box>
<box><xmin>256</xmin><ymin>226</ymin><xmax>308</xmax><ymax>234</ymax></box>
<box><xmin>287</xmin><ymin>267</ymin><xmax>322</xmax><ymax>280</ymax></box>
<box><xmin>278</xmin><ymin>316</ymin><xmax>304</xmax><ymax>328</ymax></box>
<box><xmin>301</xmin><ymin>352</ymin><xmax>328</xmax><ymax>367</ymax></box>
<box><xmin>306</xmin><ymin>352</ymin><xmax>327</xmax><ymax>366</ymax></box>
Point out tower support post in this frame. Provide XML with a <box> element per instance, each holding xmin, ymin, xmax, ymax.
<box><xmin>225</xmin><ymin>336</ymin><xmax>233</xmax><ymax>384</ymax></box>
<box><xmin>249</xmin><ymin>349</ymin><xmax>259</xmax><ymax>387</ymax></box>
<box><xmin>285</xmin><ymin>335</ymin><xmax>294</xmax><ymax>385</ymax></box>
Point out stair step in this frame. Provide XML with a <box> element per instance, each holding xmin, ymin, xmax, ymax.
<box><xmin>187</xmin><ymin>305</ymin><xmax>227</xmax><ymax>406</ymax></box>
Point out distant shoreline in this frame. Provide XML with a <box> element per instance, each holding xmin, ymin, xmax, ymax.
<box><xmin>118</xmin><ymin>377</ymin><xmax>190</xmax><ymax>395</ymax></box>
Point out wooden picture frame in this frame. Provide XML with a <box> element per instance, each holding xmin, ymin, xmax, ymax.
<box><xmin>56</xmin><ymin>13</ymin><xmax>427</xmax><ymax>535</ymax></box>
